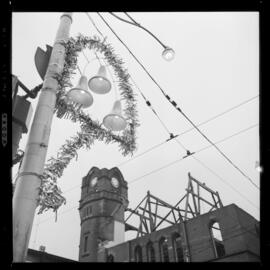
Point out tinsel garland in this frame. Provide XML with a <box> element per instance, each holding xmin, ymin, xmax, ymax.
<box><xmin>38</xmin><ymin>34</ymin><xmax>139</xmax><ymax>215</ymax></box>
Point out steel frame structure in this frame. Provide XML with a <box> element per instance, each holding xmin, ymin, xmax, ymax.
<box><xmin>125</xmin><ymin>172</ymin><xmax>223</xmax><ymax>238</ymax></box>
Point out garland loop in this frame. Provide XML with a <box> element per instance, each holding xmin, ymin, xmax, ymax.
<box><xmin>37</xmin><ymin>34</ymin><xmax>139</xmax><ymax>215</ymax></box>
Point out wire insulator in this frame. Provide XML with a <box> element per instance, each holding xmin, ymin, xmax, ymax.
<box><xmin>146</xmin><ymin>101</ymin><xmax>151</xmax><ymax>106</ymax></box>
<box><xmin>171</xmin><ymin>101</ymin><xmax>177</xmax><ymax>107</ymax></box>
<box><xmin>165</xmin><ymin>95</ymin><xmax>170</xmax><ymax>100</ymax></box>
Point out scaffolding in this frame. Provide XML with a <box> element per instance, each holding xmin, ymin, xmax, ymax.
<box><xmin>125</xmin><ymin>172</ymin><xmax>223</xmax><ymax>238</ymax></box>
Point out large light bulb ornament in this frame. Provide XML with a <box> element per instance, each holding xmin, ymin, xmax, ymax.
<box><xmin>66</xmin><ymin>75</ymin><xmax>94</xmax><ymax>109</ymax></box>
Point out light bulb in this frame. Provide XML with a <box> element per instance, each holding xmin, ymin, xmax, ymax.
<box><xmin>255</xmin><ymin>161</ymin><xmax>263</xmax><ymax>173</ymax></box>
<box><xmin>162</xmin><ymin>47</ymin><xmax>175</xmax><ymax>61</ymax></box>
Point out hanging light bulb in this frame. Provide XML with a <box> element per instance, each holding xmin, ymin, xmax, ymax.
<box><xmin>255</xmin><ymin>161</ymin><xmax>262</xmax><ymax>173</ymax></box>
<box><xmin>162</xmin><ymin>46</ymin><xmax>175</xmax><ymax>61</ymax></box>
<box><xmin>66</xmin><ymin>75</ymin><xmax>93</xmax><ymax>108</ymax></box>
<box><xmin>103</xmin><ymin>100</ymin><xmax>127</xmax><ymax>131</ymax></box>
<box><xmin>88</xmin><ymin>65</ymin><xmax>112</xmax><ymax>94</ymax></box>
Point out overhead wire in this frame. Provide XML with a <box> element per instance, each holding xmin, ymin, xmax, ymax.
<box><xmin>31</xmin><ymin>12</ymin><xmax>260</xmax><ymax>237</ymax></box>
<box><xmin>81</xmin><ymin>12</ymin><xmax>260</xmax><ymax>208</ymax></box>
<box><xmin>177</xmin><ymin>95</ymin><xmax>258</xmax><ymax>137</ymax></box>
<box><xmin>191</xmin><ymin>156</ymin><xmax>259</xmax><ymax>210</ymax></box>
<box><xmin>41</xmin><ymin>12</ymin><xmax>259</xmax><ymax>217</ymax></box>
<box><xmin>61</xmin><ymin>123</ymin><xmax>259</xmax><ymax>209</ymax></box>
<box><xmin>116</xmin><ymin>97</ymin><xmax>258</xmax><ymax>167</ymax></box>
<box><xmin>85</xmin><ymin>13</ymin><xmax>175</xmax><ymax>139</ymax></box>
<box><xmin>96</xmin><ymin>12</ymin><xmax>259</xmax><ymax>191</ymax></box>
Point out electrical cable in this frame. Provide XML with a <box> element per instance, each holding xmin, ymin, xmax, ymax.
<box><xmin>109</xmin><ymin>12</ymin><xmax>167</xmax><ymax>48</ymax></box>
<box><xmin>96</xmin><ymin>12</ymin><xmax>259</xmax><ymax>191</ymax></box>
<box><xmin>177</xmin><ymin>95</ymin><xmax>258</xmax><ymax>137</ymax></box>
<box><xmin>85</xmin><ymin>12</ymin><xmax>176</xmax><ymax>140</ymax></box>
<box><xmin>81</xmin><ymin>11</ymin><xmax>260</xmax><ymax>211</ymax></box>
<box><xmin>85</xmin><ymin>12</ymin><xmax>259</xmax><ymax>161</ymax></box>
<box><xmin>117</xmin><ymin>101</ymin><xmax>259</xmax><ymax>167</ymax></box>
<box><xmin>59</xmin><ymin>113</ymin><xmax>258</xmax><ymax>209</ymax></box>
<box><xmin>85</xmin><ymin>12</ymin><xmax>104</xmax><ymax>37</ymax></box>
<box><xmin>191</xmin><ymin>156</ymin><xmax>259</xmax><ymax>210</ymax></box>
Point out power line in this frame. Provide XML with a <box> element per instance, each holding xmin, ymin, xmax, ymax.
<box><xmin>82</xmin><ymin>12</ymin><xmax>259</xmax><ymax>211</ymax></box>
<box><xmin>117</xmin><ymin>98</ymin><xmax>258</xmax><ymax>167</ymax></box>
<box><xmin>116</xmin><ymin>140</ymin><xmax>168</xmax><ymax>167</ymax></box>
<box><xmin>37</xmin><ymin>130</ymin><xmax>260</xmax><ymax>225</ymax></box>
<box><xmin>128</xmin><ymin>157</ymin><xmax>185</xmax><ymax>185</ymax></box>
<box><xmin>176</xmin><ymin>109</ymin><xmax>260</xmax><ymax>190</ymax></box>
<box><xmin>191</xmin><ymin>156</ymin><xmax>259</xmax><ymax>210</ymax></box>
<box><xmin>62</xmin><ymin>123</ymin><xmax>257</xmax><ymax>195</ymax></box>
<box><xmin>86</xmin><ymin>13</ymin><xmax>259</xmax><ymax>179</ymax></box>
<box><xmin>195</xmin><ymin>123</ymin><xmax>259</xmax><ymax>155</ymax></box>
<box><xmin>127</xmin><ymin>124</ymin><xmax>259</xmax><ymax>189</ymax></box>
<box><xmin>85</xmin><ymin>13</ymin><xmax>176</xmax><ymax>142</ymax></box>
<box><xmin>61</xmin><ymin>123</ymin><xmax>259</xmax><ymax>214</ymax></box>
<box><xmin>85</xmin><ymin>12</ymin><xmax>104</xmax><ymax>37</ymax></box>
<box><xmin>177</xmin><ymin>95</ymin><xmax>258</xmax><ymax>137</ymax></box>
<box><xmin>60</xmin><ymin>113</ymin><xmax>258</xmax><ymax>204</ymax></box>
<box><xmin>96</xmin><ymin>12</ymin><xmax>259</xmax><ymax>191</ymax></box>
<box><xmin>37</xmin><ymin>158</ymin><xmax>259</xmax><ymax>225</ymax></box>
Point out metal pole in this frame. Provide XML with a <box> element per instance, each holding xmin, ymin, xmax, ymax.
<box><xmin>12</xmin><ymin>121</ymin><xmax>23</xmax><ymax>159</ymax></box>
<box><xmin>12</xmin><ymin>13</ymin><xmax>73</xmax><ymax>262</ymax></box>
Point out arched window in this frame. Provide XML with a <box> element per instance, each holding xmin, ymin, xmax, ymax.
<box><xmin>107</xmin><ymin>254</ymin><xmax>114</xmax><ymax>262</ymax></box>
<box><xmin>210</xmin><ymin>221</ymin><xmax>225</xmax><ymax>258</ymax></box>
<box><xmin>172</xmin><ymin>232</ymin><xmax>184</xmax><ymax>262</ymax></box>
<box><xmin>159</xmin><ymin>237</ymin><xmax>170</xmax><ymax>262</ymax></box>
<box><xmin>134</xmin><ymin>245</ymin><xmax>143</xmax><ymax>262</ymax></box>
<box><xmin>83</xmin><ymin>235</ymin><xmax>88</xmax><ymax>253</ymax></box>
<box><xmin>146</xmin><ymin>241</ymin><xmax>155</xmax><ymax>262</ymax></box>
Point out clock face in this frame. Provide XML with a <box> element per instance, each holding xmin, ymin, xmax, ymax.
<box><xmin>111</xmin><ymin>177</ymin><xmax>119</xmax><ymax>188</ymax></box>
<box><xmin>91</xmin><ymin>177</ymin><xmax>98</xmax><ymax>187</ymax></box>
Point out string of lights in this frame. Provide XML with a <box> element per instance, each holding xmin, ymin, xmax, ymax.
<box><xmin>96</xmin><ymin>12</ymin><xmax>259</xmax><ymax>191</ymax></box>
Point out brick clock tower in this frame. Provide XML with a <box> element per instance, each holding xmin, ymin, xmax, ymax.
<box><xmin>78</xmin><ymin>167</ymin><xmax>128</xmax><ymax>262</ymax></box>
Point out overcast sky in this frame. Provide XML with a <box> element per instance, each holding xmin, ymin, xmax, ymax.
<box><xmin>12</xmin><ymin>12</ymin><xmax>259</xmax><ymax>260</ymax></box>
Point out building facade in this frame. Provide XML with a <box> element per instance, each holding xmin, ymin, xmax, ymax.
<box><xmin>78</xmin><ymin>167</ymin><xmax>260</xmax><ymax>262</ymax></box>
<box><xmin>26</xmin><ymin>167</ymin><xmax>260</xmax><ymax>262</ymax></box>
<box><xmin>100</xmin><ymin>203</ymin><xmax>260</xmax><ymax>262</ymax></box>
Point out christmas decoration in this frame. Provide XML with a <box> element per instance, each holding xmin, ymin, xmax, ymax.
<box><xmin>38</xmin><ymin>34</ymin><xmax>139</xmax><ymax>215</ymax></box>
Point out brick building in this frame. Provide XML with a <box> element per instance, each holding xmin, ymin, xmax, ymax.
<box><xmin>99</xmin><ymin>204</ymin><xmax>259</xmax><ymax>262</ymax></box>
<box><xmin>26</xmin><ymin>166</ymin><xmax>260</xmax><ymax>262</ymax></box>
<box><xmin>78</xmin><ymin>167</ymin><xmax>260</xmax><ymax>262</ymax></box>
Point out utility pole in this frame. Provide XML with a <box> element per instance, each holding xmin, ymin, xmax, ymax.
<box><xmin>12</xmin><ymin>13</ymin><xmax>73</xmax><ymax>262</ymax></box>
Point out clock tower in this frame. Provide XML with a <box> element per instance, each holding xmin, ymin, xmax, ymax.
<box><xmin>78</xmin><ymin>167</ymin><xmax>128</xmax><ymax>262</ymax></box>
